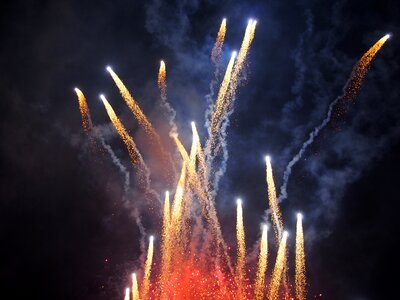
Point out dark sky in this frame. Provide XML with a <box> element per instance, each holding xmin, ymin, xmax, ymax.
<box><xmin>1</xmin><ymin>0</ymin><xmax>399</xmax><ymax>299</ymax></box>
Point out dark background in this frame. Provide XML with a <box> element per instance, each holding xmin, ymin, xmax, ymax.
<box><xmin>1</xmin><ymin>0</ymin><xmax>399</xmax><ymax>299</ymax></box>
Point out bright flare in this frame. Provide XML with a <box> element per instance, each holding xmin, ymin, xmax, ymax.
<box><xmin>211</xmin><ymin>18</ymin><xmax>227</xmax><ymax>65</ymax></box>
<box><xmin>158</xmin><ymin>60</ymin><xmax>167</xmax><ymax>101</ymax></box>
<box><xmin>254</xmin><ymin>224</ymin><xmax>269</xmax><ymax>300</ymax></box>
<box><xmin>296</xmin><ymin>213</ymin><xmax>307</xmax><ymax>300</ymax></box>
<box><xmin>268</xmin><ymin>231</ymin><xmax>288</xmax><ymax>300</ymax></box>
<box><xmin>124</xmin><ymin>288</ymin><xmax>130</xmax><ymax>300</ymax></box>
<box><xmin>74</xmin><ymin>88</ymin><xmax>92</xmax><ymax>133</ymax></box>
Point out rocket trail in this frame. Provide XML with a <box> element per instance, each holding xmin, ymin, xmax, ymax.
<box><xmin>278</xmin><ymin>34</ymin><xmax>390</xmax><ymax>204</ymax></box>
<box><xmin>236</xmin><ymin>199</ymin><xmax>246</xmax><ymax>296</ymax></box>
<box><xmin>132</xmin><ymin>273</ymin><xmax>140</xmax><ymax>300</ymax></box>
<box><xmin>265</xmin><ymin>156</ymin><xmax>284</xmax><ymax>240</ymax></box>
<box><xmin>158</xmin><ymin>61</ymin><xmax>178</xmax><ymax>137</ymax></box>
<box><xmin>107</xmin><ymin>66</ymin><xmax>177</xmax><ymax>181</ymax></box>
<box><xmin>295</xmin><ymin>213</ymin><xmax>307</xmax><ymax>300</ymax></box>
<box><xmin>211</xmin><ymin>18</ymin><xmax>227</xmax><ymax>68</ymax></box>
<box><xmin>268</xmin><ymin>231</ymin><xmax>288</xmax><ymax>300</ymax></box>
<box><xmin>141</xmin><ymin>236</ymin><xmax>154</xmax><ymax>300</ymax></box>
<box><xmin>254</xmin><ymin>225</ymin><xmax>269</xmax><ymax>300</ymax></box>
<box><xmin>159</xmin><ymin>192</ymin><xmax>171</xmax><ymax>299</ymax></box>
<box><xmin>124</xmin><ymin>288</ymin><xmax>130</xmax><ymax>300</ymax></box>
<box><xmin>74</xmin><ymin>88</ymin><xmax>93</xmax><ymax>133</ymax></box>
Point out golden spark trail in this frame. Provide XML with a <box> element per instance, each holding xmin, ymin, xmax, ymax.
<box><xmin>158</xmin><ymin>60</ymin><xmax>167</xmax><ymax>101</ymax></box>
<box><xmin>236</xmin><ymin>198</ymin><xmax>246</xmax><ymax>296</ymax></box>
<box><xmin>141</xmin><ymin>236</ymin><xmax>154</xmax><ymax>300</ymax></box>
<box><xmin>106</xmin><ymin>67</ymin><xmax>154</xmax><ymax>134</ymax></box>
<box><xmin>132</xmin><ymin>273</ymin><xmax>140</xmax><ymax>300</ymax></box>
<box><xmin>211</xmin><ymin>18</ymin><xmax>227</xmax><ymax>66</ymax></box>
<box><xmin>74</xmin><ymin>88</ymin><xmax>92</xmax><ymax>133</ymax></box>
<box><xmin>159</xmin><ymin>191</ymin><xmax>171</xmax><ymax>298</ymax></box>
<box><xmin>266</xmin><ymin>156</ymin><xmax>284</xmax><ymax>240</ymax></box>
<box><xmin>209</xmin><ymin>51</ymin><xmax>237</xmax><ymax>148</ymax></box>
<box><xmin>295</xmin><ymin>213</ymin><xmax>306</xmax><ymax>300</ymax></box>
<box><xmin>278</xmin><ymin>33</ymin><xmax>391</xmax><ymax>205</ymax></box>
<box><xmin>268</xmin><ymin>231</ymin><xmax>288</xmax><ymax>300</ymax></box>
<box><xmin>124</xmin><ymin>288</ymin><xmax>130</xmax><ymax>300</ymax></box>
<box><xmin>100</xmin><ymin>95</ymin><xmax>142</xmax><ymax>166</ymax></box>
<box><xmin>254</xmin><ymin>225</ymin><xmax>269</xmax><ymax>300</ymax></box>
<box><xmin>170</xmin><ymin>162</ymin><xmax>187</xmax><ymax>239</ymax></box>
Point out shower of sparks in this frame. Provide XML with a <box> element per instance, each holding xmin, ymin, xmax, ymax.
<box><xmin>211</xmin><ymin>18</ymin><xmax>227</xmax><ymax>66</ymax></box>
<box><xmin>268</xmin><ymin>231</ymin><xmax>288</xmax><ymax>300</ymax></box>
<box><xmin>265</xmin><ymin>156</ymin><xmax>284</xmax><ymax>240</ymax></box>
<box><xmin>100</xmin><ymin>95</ymin><xmax>142</xmax><ymax>166</ymax></box>
<box><xmin>296</xmin><ymin>213</ymin><xmax>307</xmax><ymax>300</ymax></box>
<box><xmin>73</xmin><ymin>18</ymin><xmax>391</xmax><ymax>300</ymax></box>
<box><xmin>131</xmin><ymin>273</ymin><xmax>140</xmax><ymax>300</ymax></box>
<box><xmin>235</xmin><ymin>198</ymin><xmax>246</xmax><ymax>298</ymax></box>
<box><xmin>254</xmin><ymin>224</ymin><xmax>269</xmax><ymax>300</ymax></box>
<box><xmin>74</xmin><ymin>88</ymin><xmax>92</xmax><ymax>133</ymax></box>
<box><xmin>141</xmin><ymin>236</ymin><xmax>154</xmax><ymax>299</ymax></box>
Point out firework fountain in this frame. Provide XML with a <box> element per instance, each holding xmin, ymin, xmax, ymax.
<box><xmin>74</xmin><ymin>18</ymin><xmax>389</xmax><ymax>300</ymax></box>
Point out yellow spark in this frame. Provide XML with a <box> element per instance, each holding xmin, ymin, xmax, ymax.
<box><xmin>159</xmin><ymin>191</ymin><xmax>171</xmax><ymax>297</ymax></box>
<box><xmin>254</xmin><ymin>225</ymin><xmax>269</xmax><ymax>300</ymax></box>
<box><xmin>265</xmin><ymin>156</ymin><xmax>284</xmax><ymax>240</ymax></box>
<box><xmin>295</xmin><ymin>213</ymin><xmax>307</xmax><ymax>300</ymax></box>
<box><xmin>343</xmin><ymin>34</ymin><xmax>390</xmax><ymax>103</ymax></box>
<box><xmin>74</xmin><ymin>88</ymin><xmax>92</xmax><ymax>133</ymax></box>
<box><xmin>141</xmin><ymin>236</ymin><xmax>154</xmax><ymax>299</ymax></box>
<box><xmin>124</xmin><ymin>288</ymin><xmax>130</xmax><ymax>300</ymax></box>
<box><xmin>132</xmin><ymin>273</ymin><xmax>140</xmax><ymax>300</ymax></box>
<box><xmin>106</xmin><ymin>67</ymin><xmax>154</xmax><ymax>135</ymax></box>
<box><xmin>170</xmin><ymin>162</ymin><xmax>187</xmax><ymax>239</ymax></box>
<box><xmin>158</xmin><ymin>60</ymin><xmax>167</xmax><ymax>101</ymax></box>
<box><xmin>209</xmin><ymin>51</ymin><xmax>237</xmax><ymax>144</ymax></box>
<box><xmin>236</xmin><ymin>198</ymin><xmax>246</xmax><ymax>295</ymax></box>
<box><xmin>211</xmin><ymin>18</ymin><xmax>227</xmax><ymax>65</ymax></box>
<box><xmin>100</xmin><ymin>95</ymin><xmax>142</xmax><ymax>166</ymax></box>
<box><xmin>268</xmin><ymin>231</ymin><xmax>288</xmax><ymax>300</ymax></box>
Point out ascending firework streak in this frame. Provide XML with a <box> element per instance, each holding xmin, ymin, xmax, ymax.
<box><xmin>124</xmin><ymin>288</ymin><xmax>130</xmax><ymax>300</ymax></box>
<box><xmin>74</xmin><ymin>88</ymin><xmax>92</xmax><ymax>133</ymax></box>
<box><xmin>265</xmin><ymin>156</ymin><xmax>284</xmax><ymax>240</ymax></box>
<box><xmin>141</xmin><ymin>236</ymin><xmax>154</xmax><ymax>299</ymax></box>
<box><xmin>159</xmin><ymin>191</ymin><xmax>171</xmax><ymax>299</ymax></box>
<box><xmin>132</xmin><ymin>273</ymin><xmax>140</xmax><ymax>300</ymax></box>
<box><xmin>236</xmin><ymin>198</ymin><xmax>246</xmax><ymax>296</ymax></box>
<box><xmin>278</xmin><ymin>33</ymin><xmax>391</xmax><ymax>204</ymax></box>
<box><xmin>157</xmin><ymin>61</ymin><xmax>178</xmax><ymax>137</ymax></box>
<box><xmin>268</xmin><ymin>231</ymin><xmax>288</xmax><ymax>300</ymax></box>
<box><xmin>100</xmin><ymin>95</ymin><xmax>143</xmax><ymax>166</ymax></box>
<box><xmin>211</xmin><ymin>18</ymin><xmax>227</xmax><ymax>68</ymax></box>
<box><xmin>296</xmin><ymin>213</ymin><xmax>306</xmax><ymax>300</ymax></box>
<box><xmin>254</xmin><ymin>224</ymin><xmax>269</xmax><ymax>300</ymax></box>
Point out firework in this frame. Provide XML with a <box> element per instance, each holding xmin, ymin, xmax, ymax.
<box><xmin>124</xmin><ymin>288</ymin><xmax>130</xmax><ymax>300</ymax></box>
<box><xmin>74</xmin><ymin>88</ymin><xmax>92</xmax><ymax>133</ymax></box>
<box><xmin>211</xmin><ymin>18</ymin><xmax>227</xmax><ymax>66</ymax></box>
<box><xmin>236</xmin><ymin>198</ymin><xmax>246</xmax><ymax>297</ymax></box>
<box><xmin>265</xmin><ymin>156</ymin><xmax>284</xmax><ymax>240</ymax></box>
<box><xmin>158</xmin><ymin>60</ymin><xmax>167</xmax><ymax>101</ymax></box>
<box><xmin>278</xmin><ymin>34</ymin><xmax>391</xmax><ymax>205</ymax></box>
<box><xmin>296</xmin><ymin>213</ymin><xmax>307</xmax><ymax>300</ymax></box>
<box><xmin>132</xmin><ymin>273</ymin><xmax>140</xmax><ymax>300</ymax></box>
<box><xmin>268</xmin><ymin>231</ymin><xmax>288</xmax><ymax>300</ymax></box>
<box><xmin>141</xmin><ymin>236</ymin><xmax>154</xmax><ymax>299</ymax></box>
<box><xmin>254</xmin><ymin>224</ymin><xmax>269</xmax><ymax>300</ymax></box>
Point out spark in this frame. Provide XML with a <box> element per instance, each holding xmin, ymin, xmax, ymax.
<box><xmin>254</xmin><ymin>224</ymin><xmax>269</xmax><ymax>300</ymax></box>
<box><xmin>278</xmin><ymin>33</ymin><xmax>390</xmax><ymax>204</ymax></box>
<box><xmin>296</xmin><ymin>213</ymin><xmax>307</xmax><ymax>300</ymax></box>
<box><xmin>265</xmin><ymin>156</ymin><xmax>284</xmax><ymax>240</ymax></box>
<box><xmin>236</xmin><ymin>198</ymin><xmax>246</xmax><ymax>297</ymax></box>
<box><xmin>131</xmin><ymin>273</ymin><xmax>140</xmax><ymax>300</ymax></box>
<box><xmin>124</xmin><ymin>288</ymin><xmax>130</xmax><ymax>300</ymax></box>
<box><xmin>268</xmin><ymin>231</ymin><xmax>288</xmax><ymax>300</ymax></box>
<box><xmin>141</xmin><ymin>236</ymin><xmax>154</xmax><ymax>299</ymax></box>
<box><xmin>211</xmin><ymin>18</ymin><xmax>227</xmax><ymax>66</ymax></box>
<box><xmin>74</xmin><ymin>88</ymin><xmax>92</xmax><ymax>133</ymax></box>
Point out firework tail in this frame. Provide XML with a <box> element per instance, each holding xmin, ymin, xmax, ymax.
<box><xmin>236</xmin><ymin>198</ymin><xmax>246</xmax><ymax>297</ymax></box>
<box><xmin>268</xmin><ymin>231</ymin><xmax>288</xmax><ymax>300</ymax></box>
<box><xmin>141</xmin><ymin>236</ymin><xmax>154</xmax><ymax>300</ymax></box>
<box><xmin>132</xmin><ymin>273</ymin><xmax>140</xmax><ymax>300</ymax></box>
<box><xmin>278</xmin><ymin>34</ymin><xmax>390</xmax><ymax>204</ymax></box>
<box><xmin>295</xmin><ymin>213</ymin><xmax>307</xmax><ymax>300</ymax></box>
<box><xmin>254</xmin><ymin>225</ymin><xmax>269</xmax><ymax>300</ymax></box>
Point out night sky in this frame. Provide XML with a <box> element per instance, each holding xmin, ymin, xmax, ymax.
<box><xmin>1</xmin><ymin>0</ymin><xmax>400</xmax><ymax>299</ymax></box>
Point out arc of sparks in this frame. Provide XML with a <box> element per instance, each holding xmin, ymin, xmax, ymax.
<box><xmin>74</xmin><ymin>88</ymin><xmax>93</xmax><ymax>133</ymax></box>
<box><xmin>211</xmin><ymin>18</ymin><xmax>227</xmax><ymax>67</ymax></box>
<box><xmin>141</xmin><ymin>236</ymin><xmax>154</xmax><ymax>299</ymax></box>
